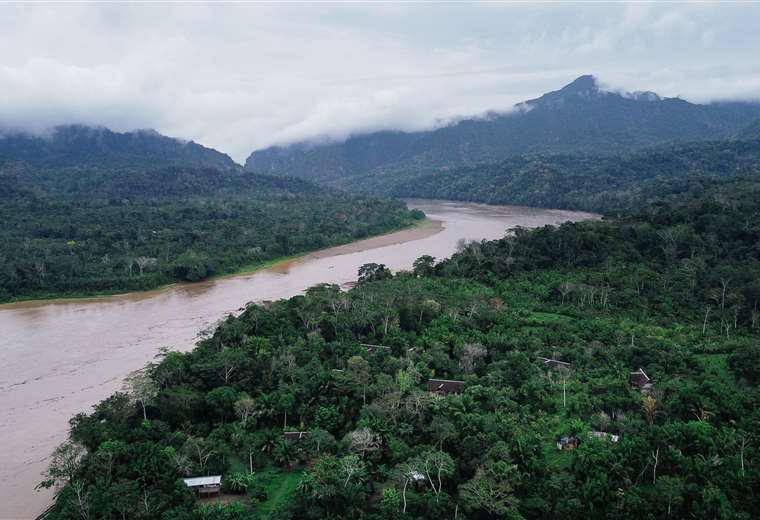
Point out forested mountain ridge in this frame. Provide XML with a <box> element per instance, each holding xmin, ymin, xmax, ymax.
<box><xmin>0</xmin><ymin>125</ymin><xmax>240</xmax><ymax>171</ymax></box>
<box><xmin>42</xmin><ymin>175</ymin><xmax>760</xmax><ymax>519</ymax></box>
<box><xmin>342</xmin><ymin>138</ymin><xmax>760</xmax><ymax>213</ymax></box>
<box><xmin>245</xmin><ymin>75</ymin><xmax>760</xmax><ymax>182</ymax></box>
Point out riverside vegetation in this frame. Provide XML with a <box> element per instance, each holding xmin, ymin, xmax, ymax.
<box><xmin>0</xmin><ymin>163</ymin><xmax>422</xmax><ymax>302</ymax></box>
<box><xmin>41</xmin><ymin>175</ymin><xmax>760</xmax><ymax>519</ymax></box>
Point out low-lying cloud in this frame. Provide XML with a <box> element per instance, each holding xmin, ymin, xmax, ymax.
<box><xmin>1</xmin><ymin>3</ymin><xmax>759</xmax><ymax>162</ymax></box>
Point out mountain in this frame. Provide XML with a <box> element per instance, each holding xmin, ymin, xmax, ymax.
<box><xmin>245</xmin><ymin>75</ymin><xmax>760</xmax><ymax>181</ymax></box>
<box><xmin>374</xmin><ymin>139</ymin><xmax>760</xmax><ymax>213</ymax></box>
<box><xmin>0</xmin><ymin>124</ymin><xmax>239</xmax><ymax>171</ymax></box>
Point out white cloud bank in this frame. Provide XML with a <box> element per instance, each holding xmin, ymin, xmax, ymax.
<box><xmin>1</xmin><ymin>3</ymin><xmax>760</xmax><ymax>162</ymax></box>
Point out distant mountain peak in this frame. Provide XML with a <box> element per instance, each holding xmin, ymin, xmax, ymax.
<box><xmin>526</xmin><ymin>74</ymin><xmax>606</xmax><ymax>107</ymax></box>
<box><xmin>559</xmin><ymin>74</ymin><xmax>599</xmax><ymax>94</ymax></box>
<box><xmin>245</xmin><ymin>75</ymin><xmax>760</xmax><ymax>178</ymax></box>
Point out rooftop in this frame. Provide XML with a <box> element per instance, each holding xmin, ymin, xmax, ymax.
<box><xmin>183</xmin><ymin>476</ymin><xmax>222</xmax><ymax>487</ymax></box>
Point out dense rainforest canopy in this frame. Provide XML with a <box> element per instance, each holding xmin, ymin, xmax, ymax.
<box><xmin>42</xmin><ymin>176</ymin><xmax>760</xmax><ymax>519</ymax></box>
<box><xmin>328</xmin><ymin>138</ymin><xmax>760</xmax><ymax>214</ymax></box>
<box><xmin>0</xmin><ymin>163</ymin><xmax>422</xmax><ymax>302</ymax></box>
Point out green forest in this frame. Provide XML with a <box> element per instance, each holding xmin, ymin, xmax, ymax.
<box><xmin>335</xmin><ymin>139</ymin><xmax>760</xmax><ymax>214</ymax></box>
<box><xmin>41</xmin><ymin>175</ymin><xmax>760</xmax><ymax>519</ymax></box>
<box><xmin>0</xmin><ymin>164</ymin><xmax>422</xmax><ymax>302</ymax></box>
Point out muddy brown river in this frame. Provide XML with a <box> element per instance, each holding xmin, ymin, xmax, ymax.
<box><xmin>0</xmin><ymin>200</ymin><xmax>597</xmax><ymax>518</ymax></box>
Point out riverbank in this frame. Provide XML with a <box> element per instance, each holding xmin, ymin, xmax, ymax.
<box><xmin>0</xmin><ymin>201</ymin><xmax>595</xmax><ymax>518</ymax></box>
<box><xmin>0</xmin><ymin>217</ymin><xmax>439</xmax><ymax>309</ymax></box>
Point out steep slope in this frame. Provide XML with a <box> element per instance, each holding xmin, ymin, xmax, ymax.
<box><xmin>245</xmin><ymin>75</ymin><xmax>760</xmax><ymax>181</ymax></box>
<box><xmin>0</xmin><ymin>125</ymin><xmax>239</xmax><ymax>171</ymax></box>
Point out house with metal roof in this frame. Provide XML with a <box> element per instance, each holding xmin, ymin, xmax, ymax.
<box><xmin>283</xmin><ymin>431</ymin><xmax>310</xmax><ymax>442</ymax></box>
<box><xmin>630</xmin><ymin>368</ymin><xmax>654</xmax><ymax>394</ymax></box>
<box><xmin>182</xmin><ymin>475</ymin><xmax>221</xmax><ymax>497</ymax></box>
<box><xmin>427</xmin><ymin>378</ymin><xmax>465</xmax><ymax>396</ymax></box>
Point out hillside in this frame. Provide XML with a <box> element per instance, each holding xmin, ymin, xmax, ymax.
<box><xmin>342</xmin><ymin>139</ymin><xmax>760</xmax><ymax>213</ymax></box>
<box><xmin>740</xmin><ymin>119</ymin><xmax>760</xmax><ymax>140</ymax></box>
<box><xmin>0</xmin><ymin>125</ymin><xmax>240</xmax><ymax>171</ymax></box>
<box><xmin>43</xmin><ymin>176</ymin><xmax>760</xmax><ymax>519</ymax></box>
<box><xmin>245</xmin><ymin>75</ymin><xmax>760</xmax><ymax>182</ymax></box>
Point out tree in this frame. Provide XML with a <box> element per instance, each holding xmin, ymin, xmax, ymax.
<box><xmin>215</xmin><ymin>348</ymin><xmax>247</xmax><ymax>384</ymax></box>
<box><xmin>206</xmin><ymin>386</ymin><xmax>238</xmax><ymax>421</ymax></box>
<box><xmin>273</xmin><ymin>439</ymin><xmax>298</xmax><ymax>468</ymax></box>
<box><xmin>346</xmin><ymin>355</ymin><xmax>371</xmax><ymax>406</ymax></box>
<box><xmin>39</xmin><ymin>441</ymin><xmax>87</xmax><ymax>490</ymax></box>
<box><xmin>234</xmin><ymin>393</ymin><xmax>256</xmax><ymax>426</ymax></box>
<box><xmin>394</xmin><ymin>460</ymin><xmax>423</xmax><ymax>514</ymax></box>
<box><xmin>655</xmin><ymin>475</ymin><xmax>684</xmax><ymax>517</ymax></box>
<box><xmin>184</xmin><ymin>437</ymin><xmax>216</xmax><ymax>474</ymax></box>
<box><xmin>93</xmin><ymin>440</ymin><xmax>126</xmax><ymax>481</ymax></box>
<box><xmin>278</xmin><ymin>391</ymin><xmax>296</xmax><ymax>430</ymax></box>
<box><xmin>163</xmin><ymin>446</ymin><xmax>193</xmax><ymax>476</ymax></box>
<box><xmin>459</xmin><ymin>461</ymin><xmax>523</xmax><ymax>518</ymax></box>
<box><xmin>460</xmin><ymin>343</ymin><xmax>487</xmax><ymax>373</ymax></box>
<box><xmin>172</xmin><ymin>250</ymin><xmax>212</xmax><ymax>282</ymax></box>
<box><xmin>642</xmin><ymin>395</ymin><xmax>660</xmax><ymax>426</ymax></box>
<box><xmin>379</xmin><ymin>487</ymin><xmax>402</xmax><ymax>517</ymax></box>
<box><xmin>416</xmin><ymin>450</ymin><xmax>454</xmax><ymax>498</ymax></box>
<box><xmin>339</xmin><ymin>454</ymin><xmax>367</xmax><ymax>487</ymax></box>
<box><xmin>110</xmin><ymin>479</ymin><xmax>140</xmax><ymax>520</ymax></box>
<box><xmin>412</xmin><ymin>255</ymin><xmax>436</xmax><ymax>277</ymax></box>
<box><xmin>123</xmin><ymin>368</ymin><xmax>158</xmax><ymax>421</ymax></box>
<box><xmin>555</xmin><ymin>364</ymin><xmax>574</xmax><ymax>409</ymax></box>
<box><xmin>349</xmin><ymin>427</ymin><xmax>381</xmax><ymax>458</ymax></box>
<box><xmin>307</xmin><ymin>428</ymin><xmax>336</xmax><ymax>455</ymax></box>
<box><xmin>134</xmin><ymin>256</ymin><xmax>157</xmax><ymax>277</ymax></box>
<box><xmin>71</xmin><ymin>480</ymin><xmax>91</xmax><ymax>520</ymax></box>
<box><xmin>558</xmin><ymin>281</ymin><xmax>573</xmax><ymax>305</ymax></box>
<box><xmin>358</xmin><ymin>263</ymin><xmax>392</xmax><ymax>284</ymax></box>
<box><xmin>427</xmin><ymin>417</ymin><xmax>457</xmax><ymax>450</ymax></box>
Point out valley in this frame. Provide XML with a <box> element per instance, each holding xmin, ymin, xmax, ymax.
<box><xmin>0</xmin><ymin>200</ymin><xmax>595</xmax><ymax>518</ymax></box>
<box><xmin>2</xmin><ymin>68</ymin><xmax>759</xmax><ymax>520</ymax></box>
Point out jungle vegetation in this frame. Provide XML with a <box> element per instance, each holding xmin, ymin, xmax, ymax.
<box><xmin>42</xmin><ymin>176</ymin><xmax>760</xmax><ymax>519</ymax></box>
<box><xmin>335</xmin><ymin>138</ymin><xmax>760</xmax><ymax>214</ymax></box>
<box><xmin>0</xmin><ymin>163</ymin><xmax>422</xmax><ymax>302</ymax></box>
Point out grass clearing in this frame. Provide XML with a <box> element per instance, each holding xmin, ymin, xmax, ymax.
<box><xmin>255</xmin><ymin>467</ymin><xmax>304</xmax><ymax>517</ymax></box>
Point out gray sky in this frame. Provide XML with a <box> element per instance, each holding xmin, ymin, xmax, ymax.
<box><xmin>1</xmin><ymin>2</ymin><xmax>760</xmax><ymax>162</ymax></box>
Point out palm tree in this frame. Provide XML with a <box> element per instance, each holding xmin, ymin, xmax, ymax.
<box><xmin>273</xmin><ymin>440</ymin><xmax>297</xmax><ymax>468</ymax></box>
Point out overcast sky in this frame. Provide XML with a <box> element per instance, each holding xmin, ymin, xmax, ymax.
<box><xmin>2</xmin><ymin>3</ymin><xmax>760</xmax><ymax>162</ymax></box>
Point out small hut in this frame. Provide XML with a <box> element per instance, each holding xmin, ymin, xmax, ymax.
<box><xmin>630</xmin><ymin>368</ymin><xmax>654</xmax><ymax>394</ymax></box>
<box><xmin>589</xmin><ymin>431</ymin><xmax>620</xmax><ymax>443</ymax></box>
<box><xmin>427</xmin><ymin>378</ymin><xmax>465</xmax><ymax>396</ymax></box>
<box><xmin>361</xmin><ymin>343</ymin><xmax>391</xmax><ymax>354</ymax></box>
<box><xmin>283</xmin><ymin>431</ymin><xmax>310</xmax><ymax>442</ymax></box>
<box><xmin>556</xmin><ymin>436</ymin><xmax>580</xmax><ymax>451</ymax></box>
<box><xmin>538</xmin><ymin>357</ymin><xmax>572</xmax><ymax>369</ymax></box>
<box><xmin>183</xmin><ymin>476</ymin><xmax>222</xmax><ymax>497</ymax></box>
